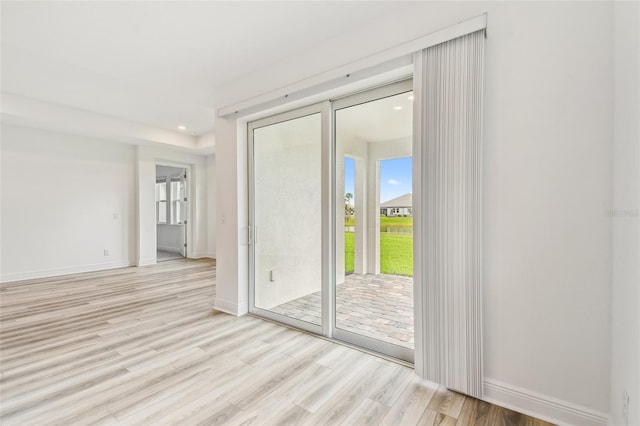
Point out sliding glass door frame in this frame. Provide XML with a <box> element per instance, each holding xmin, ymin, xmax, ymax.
<box><xmin>248</xmin><ymin>103</ymin><xmax>325</xmax><ymax>335</ymax></box>
<box><xmin>320</xmin><ymin>101</ymin><xmax>335</xmax><ymax>339</ymax></box>
<box><xmin>331</xmin><ymin>79</ymin><xmax>414</xmax><ymax>363</ymax></box>
<box><xmin>248</xmin><ymin>80</ymin><xmax>414</xmax><ymax>363</ymax></box>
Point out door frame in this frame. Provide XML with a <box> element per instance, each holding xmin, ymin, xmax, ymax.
<box><xmin>247</xmin><ymin>80</ymin><xmax>415</xmax><ymax>363</ymax></box>
<box><xmin>155</xmin><ymin>161</ymin><xmax>192</xmax><ymax>260</ymax></box>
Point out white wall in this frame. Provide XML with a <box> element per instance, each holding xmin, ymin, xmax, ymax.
<box><xmin>0</xmin><ymin>124</ymin><xmax>136</xmax><ymax>281</ymax></box>
<box><xmin>214</xmin><ymin>116</ymin><xmax>248</xmax><ymax>315</ymax></box>
<box><xmin>611</xmin><ymin>2</ymin><xmax>640</xmax><ymax>426</ymax></box>
<box><xmin>214</xmin><ymin>2</ymin><xmax>615</xmax><ymax>423</ymax></box>
<box><xmin>480</xmin><ymin>2</ymin><xmax>612</xmax><ymax>421</ymax></box>
<box><xmin>0</xmin><ymin>124</ymin><xmax>215</xmax><ymax>281</ymax></box>
<box><xmin>206</xmin><ymin>154</ymin><xmax>216</xmax><ymax>258</ymax></box>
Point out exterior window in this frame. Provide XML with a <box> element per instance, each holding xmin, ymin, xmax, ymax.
<box><xmin>156</xmin><ymin>181</ymin><xmax>167</xmax><ymax>224</ymax></box>
<box><xmin>157</xmin><ymin>175</ymin><xmax>186</xmax><ymax>225</ymax></box>
<box><xmin>170</xmin><ymin>178</ymin><xmax>184</xmax><ymax>224</ymax></box>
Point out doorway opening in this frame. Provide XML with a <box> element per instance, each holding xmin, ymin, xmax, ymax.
<box><xmin>155</xmin><ymin>165</ymin><xmax>188</xmax><ymax>262</ymax></box>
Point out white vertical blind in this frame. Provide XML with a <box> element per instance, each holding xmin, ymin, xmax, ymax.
<box><xmin>415</xmin><ymin>29</ymin><xmax>485</xmax><ymax>398</ymax></box>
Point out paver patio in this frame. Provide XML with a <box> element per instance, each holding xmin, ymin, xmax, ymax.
<box><xmin>270</xmin><ymin>273</ymin><xmax>414</xmax><ymax>349</ymax></box>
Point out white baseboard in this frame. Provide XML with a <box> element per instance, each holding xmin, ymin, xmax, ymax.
<box><xmin>213</xmin><ymin>298</ymin><xmax>240</xmax><ymax>315</ymax></box>
<box><xmin>483</xmin><ymin>378</ymin><xmax>610</xmax><ymax>426</ymax></box>
<box><xmin>1</xmin><ymin>260</ymin><xmax>134</xmax><ymax>284</ymax></box>
<box><xmin>214</xmin><ymin>298</ymin><xmax>248</xmax><ymax>316</ymax></box>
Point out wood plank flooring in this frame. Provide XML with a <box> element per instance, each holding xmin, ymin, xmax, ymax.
<box><xmin>0</xmin><ymin>258</ymin><xmax>553</xmax><ymax>425</ymax></box>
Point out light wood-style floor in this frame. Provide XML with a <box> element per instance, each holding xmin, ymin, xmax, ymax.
<box><xmin>0</xmin><ymin>258</ymin><xmax>553</xmax><ymax>425</ymax></box>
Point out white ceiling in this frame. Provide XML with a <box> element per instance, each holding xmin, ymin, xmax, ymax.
<box><xmin>1</xmin><ymin>1</ymin><xmax>401</xmax><ymax>136</ymax></box>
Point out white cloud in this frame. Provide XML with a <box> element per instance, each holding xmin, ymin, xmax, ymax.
<box><xmin>387</xmin><ymin>179</ymin><xmax>400</xmax><ymax>185</ymax></box>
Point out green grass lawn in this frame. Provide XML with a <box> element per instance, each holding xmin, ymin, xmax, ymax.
<box><xmin>379</xmin><ymin>233</ymin><xmax>413</xmax><ymax>276</ymax></box>
<box><xmin>345</xmin><ymin>216</ymin><xmax>413</xmax><ymax>228</ymax></box>
<box><xmin>380</xmin><ymin>216</ymin><xmax>413</xmax><ymax>228</ymax></box>
<box><xmin>344</xmin><ymin>231</ymin><xmax>413</xmax><ymax>277</ymax></box>
<box><xmin>345</xmin><ymin>232</ymin><xmax>355</xmax><ymax>273</ymax></box>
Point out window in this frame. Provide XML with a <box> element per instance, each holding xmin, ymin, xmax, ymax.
<box><xmin>157</xmin><ymin>174</ymin><xmax>186</xmax><ymax>225</ymax></box>
<box><xmin>156</xmin><ymin>181</ymin><xmax>167</xmax><ymax>224</ymax></box>
<box><xmin>170</xmin><ymin>177</ymin><xmax>185</xmax><ymax>224</ymax></box>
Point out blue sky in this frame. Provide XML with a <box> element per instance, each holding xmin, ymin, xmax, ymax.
<box><xmin>344</xmin><ymin>157</ymin><xmax>412</xmax><ymax>204</ymax></box>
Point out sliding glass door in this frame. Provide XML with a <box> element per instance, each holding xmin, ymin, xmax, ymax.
<box><xmin>249</xmin><ymin>105</ymin><xmax>323</xmax><ymax>333</ymax></box>
<box><xmin>333</xmin><ymin>80</ymin><xmax>414</xmax><ymax>362</ymax></box>
<box><xmin>249</xmin><ymin>81</ymin><xmax>414</xmax><ymax>362</ymax></box>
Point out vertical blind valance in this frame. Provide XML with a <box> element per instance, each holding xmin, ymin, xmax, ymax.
<box><xmin>414</xmin><ymin>29</ymin><xmax>485</xmax><ymax>398</ymax></box>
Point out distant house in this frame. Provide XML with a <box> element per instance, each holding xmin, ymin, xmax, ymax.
<box><xmin>380</xmin><ymin>193</ymin><xmax>412</xmax><ymax>217</ymax></box>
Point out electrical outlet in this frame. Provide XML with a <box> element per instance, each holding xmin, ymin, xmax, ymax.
<box><xmin>113</xmin><ymin>212</ymin><xmax>119</xmax><ymax>220</ymax></box>
<box><xmin>104</xmin><ymin>249</ymin><xmax>110</xmax><ymax>256</ymax></box>
<box><xmin>623</xmin><ymin>390</ymin><xmax>629</xmax><ymax>426</ymax></box>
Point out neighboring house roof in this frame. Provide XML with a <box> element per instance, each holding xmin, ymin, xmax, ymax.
<box><xmin>380</xmin><ymin>193</ymin><xmax>412</xmax><ymax>208</ymax></box>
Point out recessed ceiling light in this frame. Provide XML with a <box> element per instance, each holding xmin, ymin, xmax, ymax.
<box><xmin>408</xmin><ymin>95</ymin><xmax>414</xmax><ymax>101</ymax></box>
<box><xmin>393</xmin><ymin>106</ymin><xmax>403</xmax><ymax>110</ymax></box>
<box><xmin>178</xmin><ymin>125</ymin><xmax>186</xmax><ymax>131</ymax></box>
